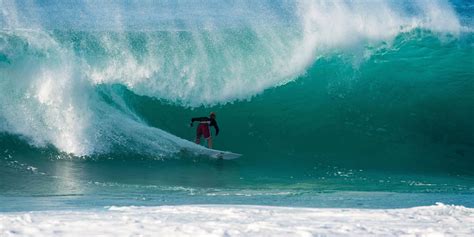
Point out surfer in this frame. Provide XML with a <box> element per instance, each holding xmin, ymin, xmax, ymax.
<box><xmin>190</xmin><ymin>112</ymin><xmax>219</xmax><ymax>149</ymax></box>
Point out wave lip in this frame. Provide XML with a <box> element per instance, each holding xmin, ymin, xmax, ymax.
<box><xmin>1</xmin><ymin>1</ymin><xmax>464</xmax><ymax>105</ymax></box>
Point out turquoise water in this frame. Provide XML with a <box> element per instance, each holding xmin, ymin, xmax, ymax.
<box><xmin>1</xmin><ymin>0</ymin><xmax>473</xmax><ymax>211</ymax></box>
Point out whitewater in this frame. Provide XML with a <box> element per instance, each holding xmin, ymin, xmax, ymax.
<box><xmin>2</xmin><ymin>204</ymin><xmax>474</xmax><ymax>236</ymax></box>
<box><xmin>1</xmin><ymin>0</ymin><xmax>473</xmax><ymax>236</ymax></box>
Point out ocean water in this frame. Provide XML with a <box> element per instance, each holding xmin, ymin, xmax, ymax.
<box><xmin>1</xmin><ymin>0</ymin><xmax>473</xmax><ymax>212</ymax></box>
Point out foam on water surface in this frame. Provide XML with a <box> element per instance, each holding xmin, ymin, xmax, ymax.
<box><xmin>1</xmin><ymin>203</ymin><xmax>473</xmax><ymax>236</ymax></box>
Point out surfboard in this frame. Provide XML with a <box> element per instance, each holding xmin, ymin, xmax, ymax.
<box><xmin>207</xmin><ymin>149</ymin><xmax>242</xmax><ymax>160</ymax></box>
<box><xmin>179</xmin><ymin>147</ymin><xmax>242</xmax><ymax>160</ymax></box>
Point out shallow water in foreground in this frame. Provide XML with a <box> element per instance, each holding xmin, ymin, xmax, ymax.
<box><xmin>1</xmin><ymin>150</ymin><xmax>473</xmax><ymax>212</ymax></box>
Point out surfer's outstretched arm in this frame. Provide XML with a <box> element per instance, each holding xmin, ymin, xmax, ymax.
<box><xmin>191</xmin><ymin>117</ymin><xmax>208</xmax><ymax>122</ymax></box>
<box><xmin>190</xmin><ymin>117</ymin><xmax>207</xmax><ymax>126</ymax></box>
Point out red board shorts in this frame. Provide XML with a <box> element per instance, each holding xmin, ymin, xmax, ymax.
<box><xmin>196</xmin><ymin>123</ymin><xmax>211</xmax><ymax>139</ymax></box>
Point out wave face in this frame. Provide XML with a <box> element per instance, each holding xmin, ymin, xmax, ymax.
<box><xmin>0</xmin><ymin>0</ymin><xmax>473</xmax><ymax>174</ymax></box>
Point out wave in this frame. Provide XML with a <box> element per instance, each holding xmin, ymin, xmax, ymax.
<box><xmin>0</xmin><ymin>0</ymin><xmax>472</xmax><ymax>170</ymax></box>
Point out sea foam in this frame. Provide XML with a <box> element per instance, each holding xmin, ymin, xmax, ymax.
<box><xmin>1</xmin><ymin>204</ymin><xmax>473</xmax><ymax>236</ymax></box>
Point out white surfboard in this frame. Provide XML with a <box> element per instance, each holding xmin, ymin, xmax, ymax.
<box><xmin>207</xmin><ymin>149</ymin><xmax>242</xmax><ymax>160</ymax></box>
<box><xmin>179</xmin><ymin>147</ymin><xmax>242</xmax><ymax>160</ymax></box>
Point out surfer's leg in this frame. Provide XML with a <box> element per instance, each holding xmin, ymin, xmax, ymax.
<box><xmin>203</xmin><ymin>126</ymin><xmax>211</xmax><ymax>148</ymax></box>
<box><xmin>207</xmin><ymin>137</ymin><xmax>213</xmax><ymax>149</ymax></box>
<box><xmin>196</xmin><ymin>125</ymin><xmax>203</xmax><ymax>144</ymax></box>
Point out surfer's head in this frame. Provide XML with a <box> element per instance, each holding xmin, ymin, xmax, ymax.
<box><xmin>210</xmin><ymin>112</ymin><xmax>216</xmax><ymax>119</ymax></box>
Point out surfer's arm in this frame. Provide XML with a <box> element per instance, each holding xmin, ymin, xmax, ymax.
<box><xmin>190</xmin><ymin>117</ymin><xmax>207</xmax><ymax>126</ymax></box>
<box><xmin>211</xmin><ymin>120</ymin><xmax>219</xmax><ymax>136</ymax></box>
<box><xmin>191</xmin><ymin>117</ymin><xmax>208</xmax><ymax>122</ymax></box>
